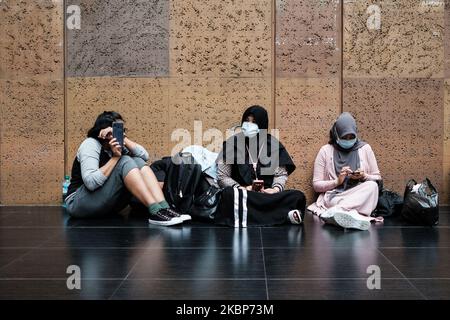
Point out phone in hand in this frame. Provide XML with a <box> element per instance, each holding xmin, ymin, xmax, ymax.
<box><xmin>252</xmin><ymin>180</ymin><xmax>264</xmax><ymax>192</ymax></box>
<box><xmin>348</xmin><ymin>170</ymin><xmax>363</xmax><ymax>178</ymax></box>
<box><xmin>112</xmin><ymin>121</ymin><xmax>124</xmax><ymax>148</ymax></box>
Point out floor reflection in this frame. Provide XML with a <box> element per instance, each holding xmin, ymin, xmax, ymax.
<box><xmin>0</xmin><ymin>207</ymin><xmax>448</xmax><ymax>299</ymax></box>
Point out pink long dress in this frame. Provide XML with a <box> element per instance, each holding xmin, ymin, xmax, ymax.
<box><xmin>307</xmin><ymin>143</ymin><xmax>382</xmax><ymax>223</ymax></box>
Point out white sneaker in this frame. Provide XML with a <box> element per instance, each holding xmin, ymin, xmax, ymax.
<box><xmin>333</xmin><ymin>210</ymin><xmax>371</xmax><ymax>231</ymax></box>
<box><xmin>288</xmin><ymin>210</ymin><xmax>303</xmax><ymax>225</ymax></box>
<box><xmin>321</xmin><ymin>206</ymin><xmax>341</xmax><ymax>219</ymax></box>
<box><xmin>320</xmin><ymin>207</ymin><xmax>341</xmax><ymax>227</ymax></box>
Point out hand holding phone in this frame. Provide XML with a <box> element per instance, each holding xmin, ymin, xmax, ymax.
<box><xmin>112</xmin><ymin>122</ymin><xmax>124</xmax><ymax>148</ymax></box>
<box><xmin>109</xmin><ymin>138</ymin><xmax>122</xmax><ymax>157</ymax></box>
<box><xmin>252</xmin><ymin>180</ymin><xmax>264</xmax><ymax>192</ymax></box>
<box><xmin>350</xmin><ymin>169</ymin><xmax>365</xmax><ymax>180</ymax></box>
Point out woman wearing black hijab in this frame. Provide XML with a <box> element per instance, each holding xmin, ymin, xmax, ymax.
<box><xmin>215</xmin><ymin>105</ymin><xmax>306</xmax><ymax>227</ymax></box>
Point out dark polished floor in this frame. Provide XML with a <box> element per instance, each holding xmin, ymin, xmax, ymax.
<box><xmin>0</xmin><ymin>206</ymin><xmax>449</xmax><ymax>300</ymax></box>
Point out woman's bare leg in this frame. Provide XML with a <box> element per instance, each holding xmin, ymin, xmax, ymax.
<box><xmin>124</xmin><ymin>168</ymin><xmax>157</xmax><ymax>206</ymax></box>
<box><xmin>140</xmin><ymin>166</ymin><xmax>165</xmax><ymax>203</ymax></box>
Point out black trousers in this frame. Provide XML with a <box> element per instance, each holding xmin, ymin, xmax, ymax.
<box><xmin>215</xmin><ymin>187</ymin><xmax>306</xmax><ymax>227</ymax></box>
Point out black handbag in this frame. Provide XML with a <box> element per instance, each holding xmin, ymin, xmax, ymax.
<box><xmin>401</xmin><ymin>178</ymin><xmax>439</xmax><ymax>226</ymax></box>
<box><xmin>191</xmin><ymin>186</ymin><xmax>222</xmax><ymax>222</ymax></box>
<box><xmin>371</xmin><ymin>180</ymin><xmax>403</xmax><ymax>218</ymax></box>
<box><xmin>190</xmin><ymin>175</ymin><xmax>222</xmax><ymax>221</ymax></box>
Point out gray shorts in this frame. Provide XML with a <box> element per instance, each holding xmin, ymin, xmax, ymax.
<box><xmin>65</xmin><ymin>155</ymin><xmax>147</xmax><ymax>218</ymax></box>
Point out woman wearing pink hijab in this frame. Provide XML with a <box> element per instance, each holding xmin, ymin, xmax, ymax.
<box><xmin>307</xmin><ymin>112</ymin><xmax>384</xmax><ymax>231</ymax></box>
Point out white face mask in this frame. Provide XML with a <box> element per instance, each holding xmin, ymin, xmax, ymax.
<box><xmin>241</xmin><ymin>121</ymin><xmax>260</xmax><ymax>138</ymax></box>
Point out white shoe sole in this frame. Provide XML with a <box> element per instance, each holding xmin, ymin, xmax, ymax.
<box><xmin>333</xmin><ymin>211</ymin><xmax>370</xmax><ymax>231</ymax></box>
<box><xmin>148</xmin><ymin>217</ymin><xmax>184</xmax><ymax>226</ymax></box>
<box><xmin>180</xmin><ymin>214</ymin><xmax>192</xmax><ymax>222</ymax></box>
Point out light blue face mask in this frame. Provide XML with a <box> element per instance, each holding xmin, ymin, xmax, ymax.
<box><xmin>241</xmin><ymin>121</ymin><xmax>260</xmax><ymax>138</ymax></box>
<box><xmin>337</xmin><ymin>137</ymin><xmax>357</xmax><ymax>149</ymax></box>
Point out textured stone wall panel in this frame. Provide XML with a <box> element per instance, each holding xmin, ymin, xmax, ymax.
<box><xmin>1</xmin><ymin>1</ymin><xmax>64</xmax><ymax>204</ymax></box>
<box><xmin>276</xmin><ymin>78</ymin><xmax>340</xmax><ymax>202</ymax></box>
<box><xmin>343</xmin><ymin>78</ymin><xmax>444</xmax><ymax>195</ymax></box>
<box><xmin>1</xmin><ymin>79</ymin><xmax>64</xmax><ymax>204</ymax></box>
<box><xmin>344</xmin><ymin>0</ymin><xmax>444</xmax><ymax>78</ymax></box>
<box><xmin>444</xmin><ymin>80</ymin><xmax>450</xmax><ymax>203</ymax></box>
<box><xmin>1</xmin><ymin>0</ymin><xmax>63</xmax><ymax>79</ymax></box>
<box><xmin>66</xmin><ymin>0</ymin><xmax>169</xmax><ymax>77</ymax></box>
<box><xmin>67</xmin><ymin>77</ymin><xmax>170</xmax><ymax>167</ymax></box>
<box><xmin>168</xmin><ymin>77</ymin><xmax>272</xmax><ymax>154</ymax></box>
<box><xmin>276</xmin><ymin>0</ymin><xmax>341</xmax><ymax>77</ymax></box>
<box><xmin>170</xmin><ymin>0</ymin><xmax>272</xmax><ymax>78</ymax></box>
<box><xmin>446</xmin><ymin>0</ymin><xmax>450</xmax><ymax>77</ymax></box>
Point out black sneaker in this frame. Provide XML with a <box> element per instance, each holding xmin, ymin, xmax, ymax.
<box><xmin>148</xmin><ymin>209</ymin><xmax>183</xmax><ymax>226</ymax></box>
<box><xmin>165</xmin><ymin>208</ymin><xmax>192</xmax><ymax>222</ymax></box>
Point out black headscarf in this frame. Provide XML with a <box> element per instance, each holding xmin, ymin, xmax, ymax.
<box><xmin>329</xmin><ymin>112</ymin><xmax>366</xmax><ymax>176</ymax></box>
<box><xmin>217</xmin><ymin>105</ymin><xmax>296</xmax><ymax>188</ymax></box>
<box><xmin>241</xmin><ymin>105</ymin><xmax>269</xmax><ymax>131</ymax></box>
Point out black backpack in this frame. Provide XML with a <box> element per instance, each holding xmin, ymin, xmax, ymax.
<box><xmin>371</xmin><ymin>180</ymin><xmax>404</xmax><ymax>218</ymax></box>
<box><xmin>163</xmin><ymin>152</ymin><xmax>203</xmax><ymax>215</ymax></box>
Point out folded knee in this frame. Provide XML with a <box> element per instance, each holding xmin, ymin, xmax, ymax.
<box><xmin>132</xmin><ymin>157</ymin><xmax>147</xmax><ymax>169</ymax></box>
<box><xmin>117</xmin><ymin>155</ymin><xmax>139</xmax><ymax>177</ymax></box>
<box><xmin>364</xmin><ymin>180</ymin><xmax>379</xmax><ymax>192</ymax></box>
<box><xmin>119</xmin><ymin>155</ymin><xmax>133</xmax><ymax>164</ymax></box>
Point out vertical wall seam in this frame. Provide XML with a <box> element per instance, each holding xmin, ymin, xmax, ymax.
<box><xmin>443</xmin><ymin>79</ymin><xmax>447</xmax><ymax>203</ymax></box>
<box><xmin>63</xmin><ymin>0</ymin><xmax>68</xmax><ymax>176</ymax></box>
<box><xmin>0</xmin><ymin>76</ymin><xmax>3</xmax><ymax>204</ymax></box>
<box><xmin>340</xmin><ymin>0</ymin><xmax>344</xmax><ymax>113</ymax></box>
<box><xmin>272</xmin><ymin>0</ymin><xmax>276</xmax><ymax>129</ymax></box>
<box><xmin>167</xmin><ymin>0</ymin><xmax>172</xmax><ymax>156</ymax></box>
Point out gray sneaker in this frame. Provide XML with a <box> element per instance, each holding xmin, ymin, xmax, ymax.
<box><xmin>333</xmin><ymin>210</ymin><xmax>371</xmax><ymax>231</ymax></box>
<box><xmin>321</xmin><ymin>207</ymin><xmax>370</xmax><ymax>231</ymax></box>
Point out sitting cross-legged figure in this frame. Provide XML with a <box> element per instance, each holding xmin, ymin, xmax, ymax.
<box><xmin>307</xmin><ymin>112</ymin><xmax>384</xmax><ymax>231</ymax></box>
<box><xmin>215</xmin><ymin>105</ymin><xmax>306</xmax><ymax>227</ymax></box>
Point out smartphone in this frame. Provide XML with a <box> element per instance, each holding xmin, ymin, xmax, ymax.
<box><xmin>348</xmin><ymin>170</ymin><xmax>362</xmax><ymax>177</ymax></box>
<box><xmin>252</xmin><ymin>180</ymin><xmax>264</xmax><ymax>192</ymax></box>
<box><xmin>112</xmin><ymin>121</ymin><xmax>124</xmax><ymax>148</ymax></box>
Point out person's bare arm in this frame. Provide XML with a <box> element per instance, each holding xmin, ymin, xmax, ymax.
<box><xmin>78</xmin><ymin>137</ymin><xmax>123</xmax><ymax>191</ymax></box>
<box><xmin>99</xmin><ymin>138</ymin><xmax>122</xmax><ymax>177</ymax></box>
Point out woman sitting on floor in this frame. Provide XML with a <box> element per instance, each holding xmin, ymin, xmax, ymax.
<box><xmin>307</xmin><ymin>112</ymin><xmax>383</xmax><ymax>230</ymax></box>
<box><xmin>64</xmin><ymin>111</ymin><xmax>189</xmax><ymax>226</ymax></box>
<box><xmin>215</xmin><ymin>105</ymin><xmax>306</xmax><ymax>227</ymax></box>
